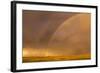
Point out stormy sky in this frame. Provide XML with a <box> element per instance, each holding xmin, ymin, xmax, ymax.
<box><xmin>22</xmin><ymin>10</ymin><xmax>91</xmax><ymax>57</ymax></box>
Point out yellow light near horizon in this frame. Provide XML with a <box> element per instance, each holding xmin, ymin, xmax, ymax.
<box><xmin>23</xmin><ymin>48</ymin><xmax>63</xmax><ymax>57</ymax></box>
<box><xmin>23</xmin><ymin>48</ymin><xmax>51</xmax><ymax>57</ymax></box>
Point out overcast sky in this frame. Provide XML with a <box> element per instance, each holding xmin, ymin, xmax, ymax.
<box><xmin>22</xmin><ymin>10</ymin><xmax>91</xmax><ymax>57</ymax></box>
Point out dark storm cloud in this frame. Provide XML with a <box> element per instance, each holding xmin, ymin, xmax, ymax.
<box><xmin>23</xmin><ymin>10</ymin><xmax>77</xmax><ymax>48</ymax></box>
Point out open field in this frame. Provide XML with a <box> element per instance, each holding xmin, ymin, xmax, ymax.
<box><xmin>23</xmin><ymin>54</ymin><xmax>90</xmax><ymax>63</ymax></box>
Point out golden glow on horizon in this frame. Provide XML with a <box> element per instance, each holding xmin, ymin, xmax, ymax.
<box><xmin>22</xmin><ymin>48</ymin><xmax>91</xmax><ymax>63</ymax></box>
